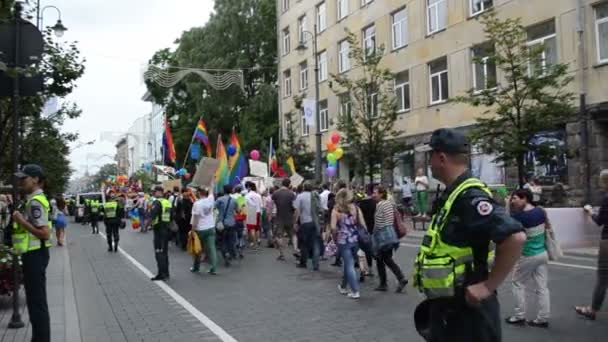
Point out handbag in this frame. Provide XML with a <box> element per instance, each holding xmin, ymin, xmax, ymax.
<box><xmin>542</xmin><ymin>207</ymin><xmax>562</xmax><ymax>260</ymax></box>
<box><xmin>393</xmin><ymin>205</ymin><xmax>408</xmax><ymax>239</ymax></box>
<box><xmin>187</xmin><ymin>230</ymin><xmax>203</xmax><ymax>256</ymax></box>
<box><xmin>216</xmin><ymin>197</ymin><xmax>231</xmax><ymax>231</ymax></box>
<box><xmin>354</xmin><ymin>208</ymin><xmax>371</xmax><ymax>246</ymax></box>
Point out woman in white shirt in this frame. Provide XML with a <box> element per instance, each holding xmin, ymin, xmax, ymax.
<box><xmin>191</xmin><ymin>187</ymin><xmax>218</xmax><ymax>274</ymax></box>
<box><xmin>414</xmin><ymin>168</ymin><xmax>429</xmax><ymax>217</ymax></box>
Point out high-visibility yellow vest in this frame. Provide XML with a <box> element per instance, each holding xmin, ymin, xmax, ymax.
<box><xmin>104</xmin><ymin>201</ymin><xmax>118</xmax><ymax>219</ymax></box>
<box><xmin>91</xmin><ymin>200</ymin><xmax>99</xmax><ymax>213</ymax></box>
<box><xmin>153</xmin><ymin>198</ymin><xmax>172</xmax><ymax>225</ymax></box>
<box><xmin>12</xmin><ymin>194</ymin><xmax>53</xmax><ymax>254</ymax></box>
<box><xmin>414</xmin><ymin>178</ymin><xmax>493</xmax><ymax>299</ymax></box>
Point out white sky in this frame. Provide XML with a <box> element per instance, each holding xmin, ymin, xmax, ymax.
<box><xmin>42</xmin><ymin>0</ymin><xmax>214</xmax><ymax>178</ymax></box>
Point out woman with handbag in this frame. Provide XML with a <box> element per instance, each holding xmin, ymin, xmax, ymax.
<box><xmin>371</xmin><ymin>186</ymin><xmax>408</xmax><ymax>293</ymax></box>
<box><xmin>506</xmin><ymin>188</ymin><xmax>551</xmax><ymax>328</ymax></box>
<box><xmin>576</xmin><ymin>169</ymin><xmax>608</xmax><ymax>320</ymax></box>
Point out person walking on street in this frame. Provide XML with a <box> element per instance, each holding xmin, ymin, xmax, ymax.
<box><xmin>413</xmin><ymin>128</ymin><xmax>526</xmax><ymax>342</ymax></box>
<box><xmin>191</xmin><ymin>187</ymin><xmax>218</xmax><ymax>274</ymax></box>
<box><xmin>245</xmin><ymin>182</ymin><xmax>263</xmax><ymax>249</ymax></box>
<box><xmin>54</xmin><ymin>197</ymin><xmax>68</xmax><ymax>246</ymax></box>
<box><xmin>101</xmin><ymin>191</ymin><xmax>124</xmax><ymax>252</ymax></box>
<box><xmin>506</xmin><ymin>189</ymin><xmax>552</xmax><ymax>327</ymax></box>
<box><xmin>372</xmin><ymin>185</ymin><xmax>408</xmax><ymax>293</ymax></box>
<box><xmin>415</xmin><ymin>168</ymin><xmax>430</xmax><ymax>217</ymax></box>
<box><xmin>12</xmin><ymin>164</ymin><xmax>52</xmax><ymax>342</ymax></box>
<box><xmin>216</xmin><ymin>185</ymin><xmax>238</xmax><ymax>266</ymax></box>
<box><xmin>331</xmin><ymin>188</ymin><xmax>365</xmax><ymax>299</ymax></box>
<box><xmin>90</xmin><ymin>199</ymin><xmax>100</xmax><ymax>234</ymax></box>
<box><xmin>272</xmin><ymin>178</ymin><xmax>296</xmax><ymax>261</ymax></box>
<box><xmin>294</xmin><ymin>182</ymin><xmax>321</xmax><ymax>271</ymax></box>
<box><xmin>147</xmin><ymin>186</ymin><xmax>172</xmax><ymax>281</ymax></box>
<box><xmin>576</xmin><ymin>169</ymin><xmax>608</xmax><ymax>320</ymax></box>
<box><xmin>176</xmin><ymin>188</ymin><xmax>193</xmax><ymax>250</ymax></box>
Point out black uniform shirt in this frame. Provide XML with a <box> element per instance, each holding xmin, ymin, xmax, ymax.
<box><xmin>433</xmin><ymin>171</ymin><xmax>524</xmax><ymax>283</ymax></box>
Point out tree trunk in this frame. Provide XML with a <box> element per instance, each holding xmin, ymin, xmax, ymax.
<box><xmin>516</xmin><ymin>153</ymin><xmax>525</xmax><ymax>188</ymax></box>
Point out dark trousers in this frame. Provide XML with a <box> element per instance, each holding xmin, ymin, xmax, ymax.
<box><xmin>427</xmin><ymin>295</ymin><xmax>501</xmax><ymax>342</ymax></box>
<box><xmin>105</xmin><ymin>222</ymin><xmax>120</xmax><ymax>248</ymax></box>
<box><xmin>298</xmin><ymin>222</ymin><xmax>320</xmax><ymax>270</ymax></box>
<box><xmin>177</xmin><ymin>219</ymin><xmax>189</xmax><ymax>249</ymax></box>
<box><xmin>376</xmin><ymin>248</ymin><xmax>405</xmax><ymax>285</ymax></box>
<box><xmin>90</xmin><ymin>216</ymin><xmax>98</xmax><ymax>233</ymax></box>
<box><xmin>22</xmin><ymin>248</ymin><xmax>50</xmax><ymax>342</ymax></box>
<box><xmin>222</xmin><ymin>225</ymin><xmax>238</xmax><ymax>260</ymax></box>
<box><xmin>153</xmin><ymin>227</ymin><xmax>170</xmax><ymax>277</ymax></box>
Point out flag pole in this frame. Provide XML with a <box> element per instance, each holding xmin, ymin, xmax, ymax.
<box><xmin>181</xmin><ymin>115</ymin><xmax>204</xmax><ymax>170</ymax></box>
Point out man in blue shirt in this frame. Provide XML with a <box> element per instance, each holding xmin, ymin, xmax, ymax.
<box><xmin>216</xmin><ymin>185</ymin><xmax>238</xmax><ymax>266</ymax></box>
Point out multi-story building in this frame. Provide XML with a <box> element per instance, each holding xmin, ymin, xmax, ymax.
<box><xmin>143</xmin><ymin>91</ymin><xmax>165</xmax><ymax>165</ymax></box>
<box><xmin>277</xmin><ymin>0</ymin><xmax>608</xmax><ymax>202</ymax></box>
<box><xmin>115</xmin><ymin>137</ymin><xmax>129</xmax><ymax>175</ymax></box>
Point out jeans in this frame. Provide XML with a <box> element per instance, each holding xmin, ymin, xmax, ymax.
<box><xmin>138</xmin><ymin>208</ymin><xmax>146</xmax><ymax>231</ymax></box>
<box><xmin>153</xmin><ymin>226</ymin><xmax>170</xmax><ymax>277</ymax></box>
<box><xmin>511</xmin><ymin>252</ymin><xmax>550</xmax><ymax>320</ymax></box>
<box><xmin>338</xmin><ymin>242</ymin><xmax>359</xmax><ymax>292</ymax></box>
<box><xmin>193</xmin><ymin>229</ymin><xmax>218</xmax><ymax>272</ymax></box>
<box><xmin>298</xmin><ymin>222</ymin><xmax>320</xmax><ymax>270</ymax></box>
<box><xmin>376</xmin><ymin>248</ymin><xmax>405</xmax><ymax>285</ymax></box>
<box><xmin>22</xmin><ymin>248</ymin><xmax>50</xmax><ymax>342</ymax></box>
<box><xmin>221</xmin><ymin>225</ymin><xmax>238</xmax><ymax>260</ymax></box>
<box><xmin>236</xmin><ymin>222</ymin><xmax>245</xmax><ymax>256</ymax></box>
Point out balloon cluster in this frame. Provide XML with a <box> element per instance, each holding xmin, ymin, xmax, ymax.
<box><xmin>176</xmin><ymin>168</ymin><xmax>191</xmax><ymax>180</ymax></box>
<box><xmin>326</xmin><ymin>133</ymin><xmax>343</xmax><ymax>177</ymax></box>
<box><xmin>106</xmin><ymin>175</ymin><xmax>128</xmax><ymax>185</ymax></box>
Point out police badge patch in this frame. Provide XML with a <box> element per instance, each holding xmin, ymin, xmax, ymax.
<box><xmin>31</xmin><ymin>207</ymin><xmax>42</xmax><ymax>219</ymax></box>
<box><xmin>476</xmin><ymin>201</ymin><xmax>493</xmax><ymax>216</ymax></box>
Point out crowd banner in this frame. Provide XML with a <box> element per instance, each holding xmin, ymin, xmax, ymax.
<box><xmin>289</xmin><ymin>173</ymin><xmax>304</xmax><ymax>188</ymax></box>
<box><xmin>243</xmin><ymin>176</ymin><xmax>266</xmax><ymax>194</ymax></box>
<box><xmin>249</xmin><ymin>160</ymin><xmax>269</xmax><ymax>178</ymax></box>
<box><xmin>192</xmin><ymin>157</ymin><xmax>220</xmax><ymax>189</ymax></box>
<box><xmin>545</xmin><ymin>208</ymin><xmax>601</xmax><ymax>249</ymax></box>
<box><xmin>162</xmin><ymin>179</ymin><xmax>182</xmax><ymax>192</ymax></box>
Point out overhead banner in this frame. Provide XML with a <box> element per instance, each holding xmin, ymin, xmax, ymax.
<box><xmin>302</xmin><ymin>98</ymin><xmax>316</xmax><ymax>127</ymax></box>
<box><xmin>249</xmin><ymin>160</ymin><xmax>269</xmax><ymax>178</ymax></box>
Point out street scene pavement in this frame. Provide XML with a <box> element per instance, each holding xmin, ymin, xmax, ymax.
<box><xmin>1</xmin><ymin>220</ymin><xmax>605</xmax><ymax>342</ymax></box>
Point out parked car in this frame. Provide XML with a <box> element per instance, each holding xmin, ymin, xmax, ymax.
<box><xmin>75</xmin><ymin>192</ymin><xmax>106</xmax><ymax>223</ymax></box>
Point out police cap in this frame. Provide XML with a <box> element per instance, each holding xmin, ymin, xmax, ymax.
<box><xmin>417</xmin><ymin>128</ymin><xmax>469</xmax><ymax>154</ymax></box>
<box><xmin>15</xmin><ymin>164</ymin><xmax>45</xmax><ymax>179</ymax></box>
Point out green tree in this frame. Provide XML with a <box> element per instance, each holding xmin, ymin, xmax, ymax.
<box><xmin>331</xmin><ymin>31</ymin><xmax>403</xmax><ymax>184</ymax></box>
<box><xmin>277</xmin><ymin>105</ymin><xmax>314</xmax><ymax>179</ymax></box>
<box><xmin>144</xmin><ymin>0</ymin><xmax>278</xmax><ymax>167</ymax></box>
<box><xmin>0</xmin><ymin>2</ymin><xmax>85</xmax><ymax>193</ymax></box>
<box><xmin>454</xmin><ymin>12</ymin><xmax>574</xmax><ymax>187</ymax></box>
<box><xmin>89</xmin><ymin>163</ymin><xmax>118</xmax><ymax>189</ymax></box>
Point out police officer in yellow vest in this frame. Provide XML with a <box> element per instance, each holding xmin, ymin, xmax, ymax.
<box><xmin>146</xmin><ymin>186</ymin><xmax>172</xmax><ymax>281</ymax></box>
<box><xmin>413</xmin><ymin>129</ymin><xmax>526</xmax><ymax>342</ymax></box>
<box><xmin>12</xmin><ymin>164</ymin><xmax>52</xmax><ymax>342</ymax></box>
<box><xmin>90</xmin><ymin>199</ymin><xmax>100</xmax><ymax>234</ymax></box>
<box><xmin>101</xmin><ymin>191</ymin><xmax>124</xmax><ymax>252</ymax></box>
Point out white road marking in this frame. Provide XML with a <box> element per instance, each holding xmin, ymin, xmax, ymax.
<box><xmin>99</xmin><ymin>232</ymin><xmax>238</xmax><ymax>342</ymax></box>
<box><xmin>400</xmin><ymin>242</ymin><xmax>596</xmax><ymax>270</ymax></box>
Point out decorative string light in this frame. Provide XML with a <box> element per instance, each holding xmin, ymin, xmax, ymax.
<box><xmin>143</xmin><ymin>65</ymin><xmax>244</xmax><ymax>91</ymax></box>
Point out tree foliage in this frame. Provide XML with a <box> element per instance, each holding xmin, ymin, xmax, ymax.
<box><xmin>0</xmin><ymin>1</ymin><xmax>86</xmax><ymax>194</ymax></box>
<box><xmin>277</xmin><ymin>99</ymin><xmax>314</xmax><ymax>179</ymax></box>
<box><xmin>144</xmin><ymin>0</ymin><xmax>278</xmax><ymax>168</ymax></box>
<box><xmin>89</xmin><ymin>163</ymin><xmax>118</xmax><ymax>189</ymax></box>
<box><xmin>331</xmin><ymin>31</ymin><xmax>403</xmax><ymax>184</ymax></box>
<box><xmin>454</xmin><ymin>12</ymin><xmax>574</xmax><ymax>186</ymax></box>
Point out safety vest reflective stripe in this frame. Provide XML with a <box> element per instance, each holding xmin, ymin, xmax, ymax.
<box><xmin>104</xmin><ymin>202</ymin><xmax>118</xmax><ymax>218</ymax></box>
<box><xmin>13</xmin><ymin>194</ymin><xmax>53</xmax><ymax>254</ymax></box>
<box><xmin>415</xmin><ymin>178</ymin><xmax>492</xmax><ymax>299</ymax></box>
<box><xmin>153</xmin><ymin>199</ymin><xmax>172</xmax><ymax>225</ymax></box>
<box><xmin>91</xmin><ymin>201</ymin><xmax>99</xmax><ymax>213</ymax></box>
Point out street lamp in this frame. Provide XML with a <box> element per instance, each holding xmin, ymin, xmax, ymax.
<box><xmin>296</xmin><ymin>25</ymin><xmax>322</xmax><ymax>184</ymax></box>
<box><xmin>37</xmin><ymin>3</ymin><xmax>68</xmax><ymax>38</ymax></box>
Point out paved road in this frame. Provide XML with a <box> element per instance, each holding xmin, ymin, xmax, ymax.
<box><xmin>95</xmin><ymin>222</ymin><xmax>607</xmax><ymax>342</ymax></box>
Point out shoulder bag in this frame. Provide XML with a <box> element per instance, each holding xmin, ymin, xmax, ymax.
<box><xmin>541</xmin><ymin>207</ymin><xmax>562</xmax><ymax>260</ymax></box>
<box><xmin>393</xmin><ymin>203</ymin><xmax>408</xmax><ymax>239</ymax></box>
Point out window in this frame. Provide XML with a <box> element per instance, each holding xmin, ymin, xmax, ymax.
<box><xmin>282</xmin><ymin>0</ymin><xmax>289</xmax><ymax>12</ymax></box>
<box><xmin>470</xmin><ymin>0</ymin><xmax>492</xmax><ymax>17</ymax></box>
<box><xmin>392</xmin><ymin>8</ymin><xmax>408</xmax><ymax>50</ymax></box>
<box><xmin>318</xmin><ymin>51</ymin><xmax>328</xmax><ymax>81</ymax></box>
<box><xmin>394</xmin><ymin>71</ymin><xmax>410</xmax><ymax>112</ymax></box>
<box><xmin>317</xmin><ymin>2</ymin><xmax>327</xmax><ymax>33</ymax></box>
<box><xmin>338</xmin><ymin>0</ymin><xmax>349</xmax><ymax>20</ymax></box>
<box><xmin>367</xmin><ymin>93</ymin><xmax>378</xmax><ymax>118</ymax></box>
<box><xmin>338</xmin><ymin>40</ymin><xmax>351</xmax><ymax>72</ymax></box>
<box><xmin>527</xmin><ymin>20</ymin><xmax>557</xmax><ymax>75</ymax></box>
<box><xmin>361</xmin><ymin>0</ymin><xmax>373</xmax><ymax>6</ymax></box>
<box><xmin>472</xmin><ymin>44</ymin><xmax>497</xmax><ymax>92</ymax></box>
<box><xmin>299</xmin><ymin>62</ymin><xmax>308</xmax><ymax>90</ymax></box>
<box><xmin>429</xmin><ymin>57</ymin><xmax>448</xmax><ymax>104</ymax></box>
<box><xmin>427</xmin><ymin>0</ymin><xmax>447</xmax><ymax>35</ymax></box>
<box><xmin>297</xmin><ymin>15</ymin><xmax>307</xmax><ymax>43</ymax></box>
<box><xmin>283</xmin><ymin>70</ymin><xmax>291</xmax><ymax>97</ymax></box>
<box><xmin>363</xmin><ymin>25</ymin><xmax>376</xmax><ymax>56</ymax></box>
<box><xmin>320</xmin><ymin>100</ymin><xmax>329</xmax><ymax>132</ymax></box>
<box><xmin>282</xmin><ymin>27</ymin><xmax>290</xmax><ymax>56</ymax></box>
<box><xmin>339</xmin><ymin>94</ymin><xmax>352</xmax><ymax>120</ymax></box>
<box><xmin>596</xmin><ymin>3</ymin><xmax>608</xmax><ymax>63</ymax></box>
<box><xmin>301</xmin><ymin>110</ymin><xmax>310</xmax><ymax>136</ymax></box>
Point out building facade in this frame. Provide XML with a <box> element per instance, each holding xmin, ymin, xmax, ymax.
<box><xmin>277</xmin><ymin>0</ymin><xmax>608</xmax><ymax>203</ymax></box>
<box><xmin>143</xmin><ymin>91</ymin><xmax>165</xmax><ymax>165</ymax></box>
<box><xmin>115</xmin><ymin>137</ymin><xmax>129</xmax><ymax>175</ymax></box>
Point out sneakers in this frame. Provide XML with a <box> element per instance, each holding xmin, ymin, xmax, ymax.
<box><xmin>190</xmin><ymin>267</ymin><xmax>200</xmax><ymax>273</ymax></box>
<box><xmin>505</xmin><ymin>316</ymin><xmax>526</xmax><ymax>326</ymax></box>
<box><xmin>527</xmin><ymin>319</ymin><xmax>549</xmax><ymax>328</ymax></box>
<box><xmin>347</xmin><ymin>291</ymin><xmax>360</xmax><ymax>299</ymax></box>
<box><xmin>396</xmin><ymin>279</ymin><xmax>408</xmax><ymax>293</ymax></box>
<box><xmin>338</xmin><ymin>285</ymin><xmax>348</xmax><ymax>295</ymax></box>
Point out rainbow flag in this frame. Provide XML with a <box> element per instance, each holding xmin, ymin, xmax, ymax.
<box><xmin>163</xmin><ymin>118</ymin><xmax>176</xmax><ymax>165</ymax></box>
<box><xmin>228</xmin><ymin>129</ymin><xmax>248</xmax><ymax>185</ymax></box>
<box><xmin>193</xmin><ymin>119</ymin><xmax>212</xmax><ymax>157</ymax></box>
<box><xmin>214</xmin><ymin>135</ymin><xmax>230</xmax><ymax>194</ymax></box>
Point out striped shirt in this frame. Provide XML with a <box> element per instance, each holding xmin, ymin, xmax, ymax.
<box><xmin>374</xmin><ymin>200</ymin><xmax>394</xmax><ymax>230</ymax></box>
